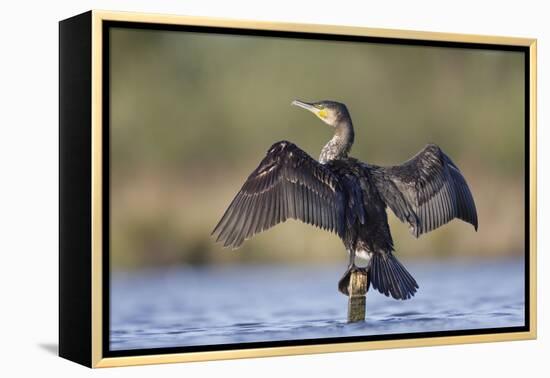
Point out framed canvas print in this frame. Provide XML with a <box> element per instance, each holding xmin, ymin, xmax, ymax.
<box><xmin>59</xmin><ymin>10</ymin><xmax>537</xmax><ymax>368</ymax></box>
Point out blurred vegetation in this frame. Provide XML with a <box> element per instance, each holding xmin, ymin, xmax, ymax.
<box><xmin>109</xmin><ymin>27</ymin><xmax>525</xmax><ymax>271</ymax></box>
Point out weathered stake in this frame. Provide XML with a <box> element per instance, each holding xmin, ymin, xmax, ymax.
<box><xmin>347</xmin><ymin>270</ymin><xmax>368</xmax><ymax>323</ymax></box>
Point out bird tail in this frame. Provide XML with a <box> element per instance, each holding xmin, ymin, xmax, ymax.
<box><xmin>369</xmin><ymin>253</ymin><xmax>418</xmax><ymax>300</ymax></box>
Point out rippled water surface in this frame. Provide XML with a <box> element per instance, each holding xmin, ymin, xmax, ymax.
<box><xmin>110</xmin><ymin>259</ymin><xmax>525</xmax><ymax>351</ymax></box>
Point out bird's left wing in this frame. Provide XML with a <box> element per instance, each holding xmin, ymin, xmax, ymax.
<box><xmin>212</xmin><ymin>141</ymin><xmax>345</xmax><ymax>249</ymax></box>
<box><xmin>369</xmin><ymin>144</ymin><xmax>478</xmax><ymax>237</ymax></box>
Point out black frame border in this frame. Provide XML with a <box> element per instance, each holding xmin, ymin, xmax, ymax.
<box><xmin>59</xmin><ymin>11</ymin><xmax>93</xmax><ymax>367</ymax></box>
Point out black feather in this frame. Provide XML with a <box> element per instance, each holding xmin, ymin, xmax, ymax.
<box><xmin>212</xmin><ymin>141</ymin><xmax>345</xmax><ymax>248</ymax></box>
<box><xmin>370</xmin><ymin>253</ymin><xmax>418</xmax><ymax>300</ymax></box>
<box><xmin>370</xmin><ymin>143</ymin><xmax>478</xmax><ymax>237</ymax></box>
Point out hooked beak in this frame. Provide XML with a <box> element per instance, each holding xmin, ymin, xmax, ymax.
<box><xmin>291</xmin><ymin>99</ymin><xmax>318</xmax><ymax>114</ymax></box>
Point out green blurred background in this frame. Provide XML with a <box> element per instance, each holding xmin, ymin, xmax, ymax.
<box><xmin>109</xmin><ymin>27</ymin><xmax>525</xmax><ymax>271</ymax></box>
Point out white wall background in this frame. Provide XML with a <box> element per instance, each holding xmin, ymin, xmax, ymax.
<box><xmin>0</xmin><ymin>0</ymin><xmax>546</xmax><ymax>376</ymax></box>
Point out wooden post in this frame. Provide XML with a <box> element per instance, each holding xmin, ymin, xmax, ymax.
<box><xmin>347</xmin><ymin>270</ymin><xmax>368</xmax><ymax>323</ymax></box>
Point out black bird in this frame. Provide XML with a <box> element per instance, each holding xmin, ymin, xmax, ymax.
<box><xmin>212</xmin><ymin>100</ymin><xmax>478</xmax><ymax>300</ymax></box>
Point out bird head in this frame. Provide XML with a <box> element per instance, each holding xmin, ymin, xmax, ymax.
<box><xmin>291</xmin><ymin>100</ymin><xmax>351</xmax><ymax>127</ymax></box>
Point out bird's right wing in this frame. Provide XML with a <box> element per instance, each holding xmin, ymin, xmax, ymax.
<box><xmin>212</xmin><ymin>141</ymin><xmax>346</xmax><ymax>249</ymax></box>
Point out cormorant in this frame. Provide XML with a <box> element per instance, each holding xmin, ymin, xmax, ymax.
<box><xmin>212</xmin><ymin>100</ymin><xmax>478</xmax><ymax>300</ymax></box>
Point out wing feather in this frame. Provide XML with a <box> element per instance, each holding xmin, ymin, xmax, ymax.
<box><xmin>370</xmin><ymin>144</ymin><xmax>478</xmax><ymax>237</ymax></box>
<box><xmin>212</xmin><ymin>141</ymin><xmax>345</xmax><ymax>249</ymax></box>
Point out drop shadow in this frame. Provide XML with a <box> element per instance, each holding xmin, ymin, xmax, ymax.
<box><xmin>38</xmin><ymin>343</ymin><xmax>58</xmax><ymax>355</ymax></box>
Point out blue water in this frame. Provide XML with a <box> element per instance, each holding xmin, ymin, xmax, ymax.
<box><xmin>110</xmin><ymin>259</ymin><xmax>525</xmax><ymax>351</ymax></box>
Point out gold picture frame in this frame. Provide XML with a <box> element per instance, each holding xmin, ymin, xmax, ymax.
<box><xmin>59</xmin><ymin>10</ymin><xmax>537</xmax><ymax>368</ymax></box>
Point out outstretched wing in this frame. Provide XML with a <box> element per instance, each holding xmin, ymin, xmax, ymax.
<box><xmin>212</xmin><ymin>141</ymin><xmax>345</xmax><ymax>249</ymax></box>
<box><xmin>370</xmin><ymin>144</ymin><xmax>478</xmax><ymax>237</ymax></box>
